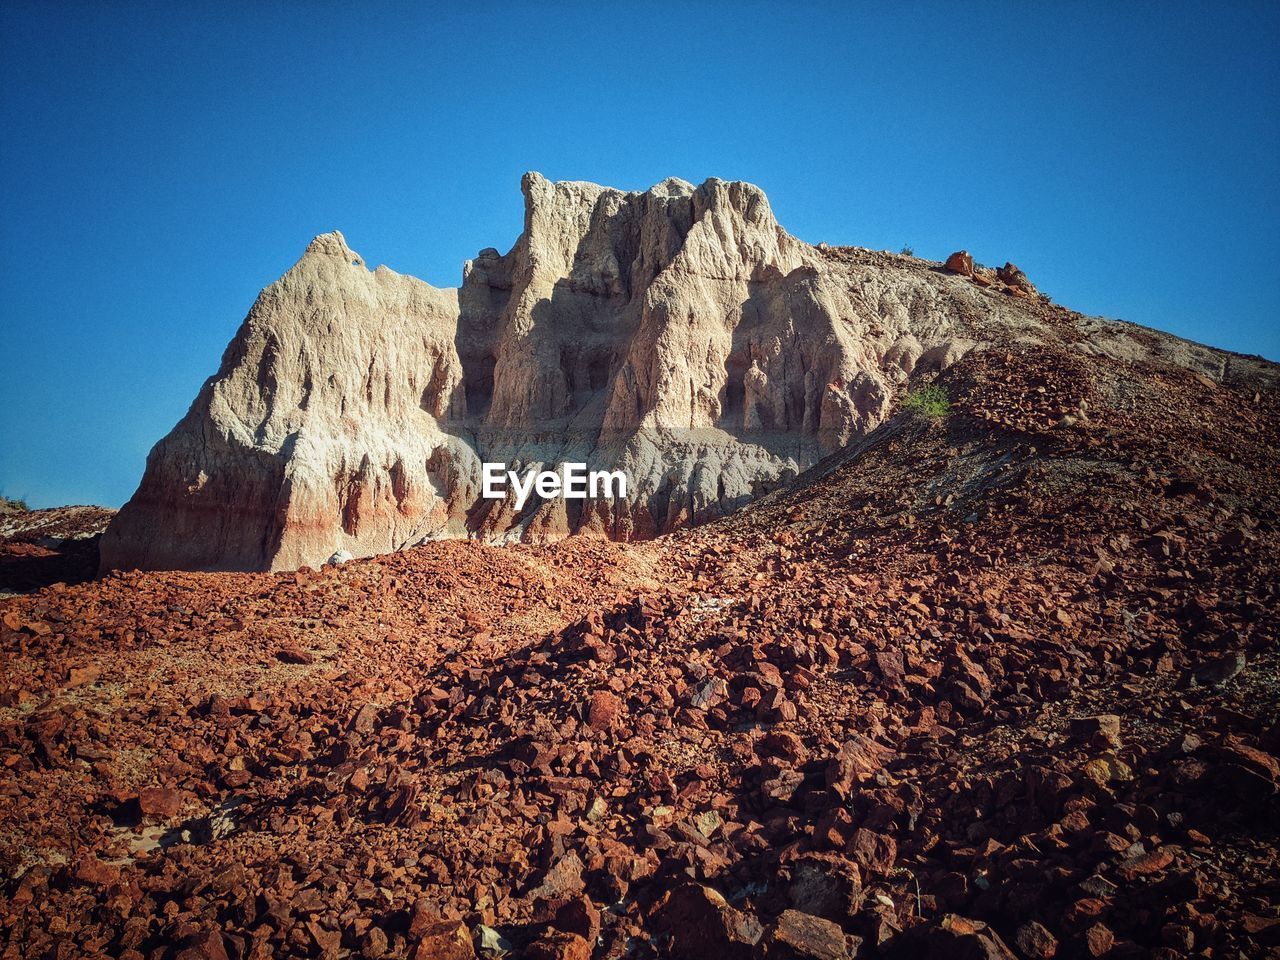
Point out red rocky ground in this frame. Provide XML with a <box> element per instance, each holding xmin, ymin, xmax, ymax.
<box><xmin>1</xmin><ymin>343</ymin><xmax>1278</xmax><ymax>959</ymax></box>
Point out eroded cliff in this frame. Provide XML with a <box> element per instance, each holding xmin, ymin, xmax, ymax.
<box><xmin>100</xmin><ymin>173</ymin><xmax>1270</xmax><ymax>571</ymax></box>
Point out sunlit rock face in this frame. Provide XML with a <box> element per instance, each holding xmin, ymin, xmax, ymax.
<box><xmin>102</xmin><ymin>173</ymin><xmax>1243</xmax><ymax>571</ymax></box>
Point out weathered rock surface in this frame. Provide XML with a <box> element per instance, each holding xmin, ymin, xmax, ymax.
<box><xmin>0</xmin><ymin>505</ymin><xmax>115</xmax><ymax>595</ymax></box>
<box><xmin>101</xmin><ymin>174</ymin><xmax>1279</xmax><ymax>571</ymax></box>
<box><xmin>2</xmin><ymin>337</ymin><xmax>1279</xmax><ymax>957</ymax></box>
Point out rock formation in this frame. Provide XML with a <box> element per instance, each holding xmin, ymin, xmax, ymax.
<box><xmin>101</xmin><ymin>173</ymin><xmax>1273</xmax><ymax>572</ymax></box>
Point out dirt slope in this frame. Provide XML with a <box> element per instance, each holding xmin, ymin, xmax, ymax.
<box><xmin>1</xmin><ymin>341</ymin><xmax>1277</xmax><ymax>958</ymax></box>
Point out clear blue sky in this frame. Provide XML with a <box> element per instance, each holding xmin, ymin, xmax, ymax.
<box><xmin>2</xmin><ymin>3</ymin><xmax>1277</xmax><ymax>509</ymax></box>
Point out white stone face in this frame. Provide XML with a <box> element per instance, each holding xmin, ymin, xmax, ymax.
<box><xmin>100</xmin><ymin>176</ymin><xmax>1277</xmax><ymax>572</ymax></box>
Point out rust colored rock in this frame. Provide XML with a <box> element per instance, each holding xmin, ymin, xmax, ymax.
<box><xmin>651</xmin><ymin>883</ymin><xmax>763</xmax><ymax>960</ymax></box>
<box><xmin>788</xmin><ymin>853</ymin><xmax>863</xmax><ymax>920</ymax></box>
<box><xmin>1070</xmin><ymin>715</ymin><xmax>1121</xmax><ymax>748</ymax></box>
<box><xmin>759</xmin><ymin>730</ymin><xmax>808</xmax><ymax>765</ymax></box>
<box><xmin>996</xmin><ymin>262</ymin><xmax>1031</xmax><ymax>290</ymax></box>
<box><xmin>587</xmin><ymin>689</ymin><xmax>623</xmax><ymax>731</ymax></box>
<box><xmin>945</xmin><ymin>251</ymin><xmax>975</xmax><ymax>275</ymax></box>
<box><xmin>1211</xmin><ymin>736</ymin><xmax>1279</xmax><ymax>780</ymax></box>
<box><xmin>847</xmin><ymin>828</ymin><xmax>897</xmax><ymax>874</ymax></box>
<box><xmin>754</xmin><ymin>908</ymin><xmax>856</xmax><ymax>959</ymax></box>
<box><xmin>137</xmin><ymin>786</ymin><xmax>183</xmax><ymax>818</ymax></box>
<box><xmin>174</xmin><ymin>931</ymin><xmax>231</xmax><ymax>960</ymax></box>
<box><xmin>1083</xmin><ymin>923</ymin><xmax>1114</xmax><ymax>956</ymax></box>
<box><xmin>1115</xmin><ymin>847</ymin><xmax>1173</xmax><ymax>880</ymax></box>
<box><xmin>410</xmin><ymin>918</ymin><xmax>475</xmax><ymax>960</ymax></box>
<box><xmin>874</xmin><ymin>649</ymin><xmax>905</xmax><ymax>684</ymax></box>
<box><xmin>529</xmin><ymin>850</ymin><xmax>586</xmax><ymax>901</ymax></box>
<box><xmin>66</xmin><ymin>664</ymin><xmax>101</xmax><ymax>687</ymax></box>
<box><xmin>1014</xmin><ymin>921</ymin><xmax>1058</xmax><ymax>959</ymax></box>
<box><xmin>825</xmin><ymin>735</ymin><xmax>885</xmax><ymax>797</ymax></box>
<box><xmin>362</xmin><ymin>927</ymin><xmax>390</xmax><ymax>958</ymax></box>
<box><xmin>553</xmin><ymin>895</ymin><xmax>601</xmax><ymax>945</ymax></box>
<box><xmin>525</xmin><ymin>930</ymin><xmax>591</xmax><ymax>960</ymax></box>
<box><xmin>1160</xmin><ymin>923</ymin><xmax>1194</xmax><ymax>951</ymax></box>
<box><xmin>74</xmin><ymin>857</ymin><xmax>120</xmax><ymax>886</ymax></box>
<box><xmin>888</xmin><ymin>914</ymin><xmax>1017</xmax><ymax>959</ymax></box>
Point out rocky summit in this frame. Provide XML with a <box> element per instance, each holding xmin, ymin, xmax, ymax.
<box><xmin>99</xmin><ymin>174</ymin><xmax>1271</xmax><ymax>573</ymax></box>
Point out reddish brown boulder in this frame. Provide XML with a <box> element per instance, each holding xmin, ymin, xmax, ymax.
<box><xmin>553</xmin><ymin>895</ymin><xmax>601</xmax><ymax>945</ymax></box>
<box><xmin>410</xmin><ymin>918</ymin><xmax>474</xmax><ymax>960</ymax></box>
<box><xmin>362</xmin><ymin>927</ymin><xmax>390</xmax><ymax>958</ymax></box>
<box><xmin>73</xmin><ymin>856</ymin><xmax>121</xmax><ymax>887</ymax></box>
<box><xmin>888</xmin><ymin>914</ymin><xmax>1017</xmax><ymax>959</ymax></box>
<box><xmin>1014</xmin><ymin>921</ymin><xmax>1058</xmax><ymax>959</ymax></box>
<box><xmin>587</xmin><ymin>690</ymin><xmax>623</xmax><ymax>731</ymax></box>
<box><xmin>529</xmin><ymin>850</ymin><xmax>586</xmax><ymax>901</ymax></box>
<box><xmin>1210</xmin><ymin>737</ymin><xmax>1279</xmax><ymax>780</ymax></box>
<box><xmin>1083</xmin><ymin>923</ymin><xmax>1114</xmax><ymax>956</ymax></box>
<box><xmin>525</xmin><ymin>930</ymin><xmax>591</xmax><ymax>960</ymax></box>
<box><xmin>760</xmin><ymin>730</ymin><xmax>808</xmax><ymax>765</ymax></box>
<box><xmin>137</xmin><ymin>786</ymin><xmax>183</xmax><ymax>818</ymax></box>
<box><xmin>651</xmin><ymin>883</ymin><xmax>763</xmax><ymax>960</ymax></box>
<box><xmin>996</xmin><ymin>262</ymin><xmax>1031</xmax><ymax>290</ymax></box>
<box><xmin>825</xmin><ymin>736</ymin><xmax>885</xmax><ymax>797</ymax></box>
<box><xmin>847</xmin><ymin>828</ymin><xmax>897</xmax><ymax>874</ymax></box>
<box><xmin>945</xmin><ymin>251</ymin><xmax>974</xmax><ymax>275</ymax></box>
<box><xmin>753</xmin><ymin>909</ymin><xmax>856</xmax><ymax>959</ymax></box>
<box><xmin>174</xmin><ymin>931</ymin><xmax>231</xmax><ymax>960</ymax></box>
<box><xmin>788</xmin><ymin>853</ymin><xmax>863</xmax><ymax>920</ymax></box>
<box><xmin>1115</xmin><ymin>847</ymin><xmax>1173</xmax><ymax>880</ymax></box>
<box><xmin>1070</xmin><ymin>715</ymin><xmax>1121</xmax><ymax>748</ymax></box>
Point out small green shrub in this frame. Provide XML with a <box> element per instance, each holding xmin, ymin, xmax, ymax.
<box><xmin>0</xmin><ymin>494</ymin><xmax>29</xmax><ymax>512</ymax></box>
<box><xmin>899</xmin><ymin>245</ymin><xmax>914</xmax><ymax>257</ymax></box>
<box><xmin>903</xmin><ymin>384</ymin><xmax>951</xmax><ymax>419</ymax></box>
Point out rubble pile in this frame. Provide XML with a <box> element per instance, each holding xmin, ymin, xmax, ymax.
<box><xmin>1</xmin><ymin>344</ymin><xmax>1277</xmax><ymax>958</ymax></box>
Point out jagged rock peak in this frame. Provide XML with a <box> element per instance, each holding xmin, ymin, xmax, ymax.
<box><xmin>304</xmin><ymin>230</ymin><xmax>361</xmax><ymax>263</ymax></box>
<box><xmin>100</xmin><ymin>173</ymin><xmax>1276</xmax><ymax>573</ymax></box>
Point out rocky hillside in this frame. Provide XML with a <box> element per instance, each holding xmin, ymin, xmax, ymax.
<box><xmin>99</xmin><ymin>174</ymin><xmax>1276</xmax><ymax>573</ymax></box>
<box><xmin>2</xmin><ymin>337</ymin><xmax>1277</xmax><ymax>958</ymax></box>
<box><xmin>0</xmin><ymin>505</ymin><xmax>115</xmax><ymax>596</ymax></box>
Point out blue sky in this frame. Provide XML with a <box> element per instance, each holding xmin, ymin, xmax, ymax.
<box><xmin>1</xmin><ymin>2</ymin><xmax>1277</xmax><ymax>509</ymax></box>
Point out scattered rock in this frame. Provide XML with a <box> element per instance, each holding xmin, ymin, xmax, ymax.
<box><xmin>651</xmin><ymin>883</ymin><xmax>763</xmax><ymax>960</ymax></box>
<box><xmin>137</xmin><ymin>786</ymin><xmax>183</xmax><ymax>819</ymax></box>
<box><xmin>945</xmin><ymin>251</ymin><xmax>974</xmax><ymax>276</ymax></box>
<box><xmin>1014</xmin><ymin>920</ymin><xmax>1059</xmax><ymax>959</ymax></box>
<box><xmin>889</xmin><ymin>914</ymin><xmax>1017</xmax><ymax>959</ymax></box>
<box><xmin>753</xmin><ymin>909</ymin><xmax>856</xmax><ymax>959</ymax></box>
<box><xmin>411</xmin><ymin>918</ymin><xmax>475</xmax><ymax>960</ymax></box>
<box><xmin>1083</xmin><ymin>923</ymin><xmax>1114</xmax><ymax>957</ymax></box>
<box><xmin>524</xmin><ymin>931</ymin><xmax>591</xmax><ymax>960</ymax></box>
<box><xmin>996</xmin><ymin>262</ymin><xmax>1032</xmax><ymax>291</ymax></box>
<box><xmin>587</xmin><ymin>690</ymin><xmax>623</xmax><ymax>731</ymax></box>
<box><xmin>1070</xmin><ymin>715</ymin><xmax>1121</xmax><ymax>748</ymax></box>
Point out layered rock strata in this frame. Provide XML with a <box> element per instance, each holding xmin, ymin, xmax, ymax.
<box><xmin>101</xmin><ymin>174</ymin><xmax>1269</xmax><ymax>571</ymax></box>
